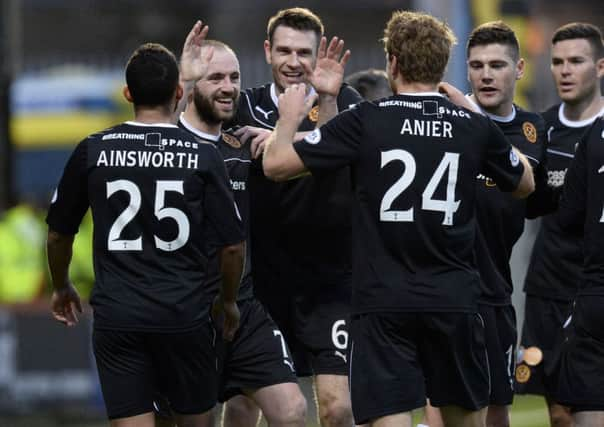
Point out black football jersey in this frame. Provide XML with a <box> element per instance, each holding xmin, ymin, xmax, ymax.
<box><xmin>524</xmin><ymin>104</ymin><xmax>604</xmax><ymax>300</ymax></box>
<box><xmin>293</xmin><ymin>93</ymin><xmax>525</xmax><ymax>314</ymax></box>
<box><xmin>46</xmin><ymin>121</ymin><xmax>244</xmax><ymax>331</ymax></box>
<box><xmin>558</xmin><ymin>116</ymin><xmax>604</xmax><ymax>295</ymax></box>
<box><xmin>178</xmin><ymin>115</ymin><xmax>253</xmax><ymax>301</ymax></box>
<box><xmin>474</xmin><ymin>105</ymin><xmax>547</xmax><ymax>305</ymax></box>
<box><xmin>232</xmin><ymin>83</ymin><xmax>363</xmax><ymax>286</ymax></box>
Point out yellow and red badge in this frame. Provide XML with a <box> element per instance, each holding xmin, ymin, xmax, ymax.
<box><xmin>308</xmin><ymin>106</ymin><xmax>319</xmax><ymax>122</ymax></box>
<box><xmin>522</xmin><ymin>122</ymin><xmax>537</xmax><ymax>143</ymax></box>
<box><xmin>515</xmin><ymin>364</ymin><xmax>531</xmax><ymax>383</ymax></box>
<box><xmin>222</xmin><ymin>133</ymin><xmax>241</xmax><ymax>149</ymax></box>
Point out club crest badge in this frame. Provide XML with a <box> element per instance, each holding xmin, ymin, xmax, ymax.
<box><xmin>222</xmin><ymin>133</ymin><xmax>241</xmax><ymax>149</ymax></box>
<box><xmin>308</xmin><ymin>106</ymin><xmax>319</xmax><ymax>122</ymax></box>
<box><xmin>522</xmin><ymin>122</ymin><xmax>537</xmax><ymax>143</ymax></box>
<box><xmin>515</xmin><ymin>364</ymin><xmax>531</xmax><ymax>383</ymax></box>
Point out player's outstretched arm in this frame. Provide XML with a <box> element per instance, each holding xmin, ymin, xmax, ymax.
<box><xmin>511</xmin><ymin>147</ymin><xmax>535</xmax><ymax>199</ymax></box>
<box><xmin>47</xmin><ymin>230</ymin><xmax>82</xmax><ymax>326</ymax></box>
<box><xmin>213</xmin><ymin>240</ymin><xmax>245</xmax><ymax>341</ymax></box>
<box><xmin>263</xmin><ymin>84</ymin><xmax>315</xmax><ymax>181</ymax></box>
<box><xmin>304</xmin><ymin>36</ymin><xmax>351</xmax><ymax>126</ymax></box>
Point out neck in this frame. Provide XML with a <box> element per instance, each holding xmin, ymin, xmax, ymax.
<box><xmin>133</xmin><ymin>105</ymin><xmax>174</xmax><ymax>124</ymax></box>
<box><xmin>182</xmin><ymin>106</ymin><xmax>222</xmax><ymax>135</ymax></box>
<box><xmin>394</xmin><ymin>80</ymin><xmax>438</xmax><ymax>94</ymax></box>
<box><xmin>470</xmin><ymin>94</ymin><xmax>514</xmax><ymax>117</ymax></box>
<box><xmin>562</xmin><ymin>91</ymin><xmax>604</xmax><ymax>121</ymax></box>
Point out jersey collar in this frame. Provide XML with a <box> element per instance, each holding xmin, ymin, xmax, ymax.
<box><xmin>178</xmin><ymin>113</ymin><xmax>221</xmax><ymax>142</ymax></box>
<box><xmin>270</xmin><ymin>83</ymin><xmax>318</xmax><ymax>108</ymax></box>
<box><xmin>396</xmin><ymin>91</ymin><xmax>445</xmax><ymax>97</ymax></box>
<box><xmin>559</xmin><ymin>103</ymin><xmax>604</xmax><ymax>128</ymax></box>
<box><xmin>125</xmin><ymin>121</ymin><xmax>178</xmax><ymax>128</ymax></box>
<box><xmin>463</xmin><ymin>94</ymin><xmax>516</xmax><ymax>122</ymax></box>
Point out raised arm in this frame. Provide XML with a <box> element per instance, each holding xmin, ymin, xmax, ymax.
<box><xmin>173</xmin><ymin>20</ymin><xmax>214</xmax><ymax>121</ymax></box>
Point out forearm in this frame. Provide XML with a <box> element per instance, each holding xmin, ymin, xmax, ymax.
<box><xmin>317</xmin><ymin>94</ymin><xmax>338</xmax><ymax>127</ymax></box>
<box><xmin>218</xmin><ymin>241</ymin><xmax>245</xmax><ymax>303</ymax></box>
<box><xmin>46</xmin><ymin>230</ymin><xmax>75</xmax><ymax>291</ymax></box>
<box><xmin>511</xmin><ymin>147</ymin><xmax>536</xmax><ymax>199</ymax></box>
<box><xmin>263</xmin><ymin>118</ymin><xmax>302</xmax><ymax>181</ymax></box>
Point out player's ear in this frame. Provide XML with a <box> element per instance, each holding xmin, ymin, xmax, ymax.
<box><xmin>263</xmin><ymin>40</ymin><xmax>272</xmax><ymax>65</ymax></box>
<box><xmin>175</xmin><ymin>83</ymin><xmax>184</xmax><ymax>102</ymax></box>
<box><xmin>596</xmin><ymin>56</ymin><xmax>604</xmax><ymax>79</ymax></box>
<box><xmin>123</xmin><ymin>85</ymin><xmax>134</xmax><ymax>103</ymax></box>
<box><xmin>388</xmin><ymin>55</ymin><xmax>398</xmax><ymax>80</ymax></box>
<box><xmin>516</xmin><ymin>58</ymin><xmax>525</xmax><ymax>80</ymax></box>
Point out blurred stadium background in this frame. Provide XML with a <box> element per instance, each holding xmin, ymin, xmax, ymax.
<box><xmin>0</xmin><ymin>0</ymin><xmax>602</xmax><ymax>425</ymax></box>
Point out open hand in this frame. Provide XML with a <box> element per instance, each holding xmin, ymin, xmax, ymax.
<box><xmin>180</xmin><ymin>20</ymin><xmax>214</xmax><ymax>82</ymax></box>
<box><xmin>304</xmin><ymin>36</ymin><xmax>351</xmax><ymax>97</ymax></box>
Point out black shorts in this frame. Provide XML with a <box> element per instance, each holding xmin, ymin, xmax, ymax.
<box><xmin>557</xmin><ymin>296</ymin><xmax>604</xmax><ymax>412</ymax></box>
<box><xmin>349</xmin><ymin>312</ymin><xmax>489</xmax><ymax>424</ymax></box>
<box><xmin>255</xmin><ymin>278</ymin><xmax>351</xmax><ymax>377</ymax></box>
<box><xmin>217</xmin><ymin>298</ymin><xmax>298</xmax><ymax>402</ymax></box>
<box><xmin>516</xmin><ymin>295</ymin><xmax>572</xmax><ymax>397</ymax></box>
<box><xmin>479</xmin><ymin>304</ymin><xmax>517</xmax><ymax>406</ymax></box>
<box><xmin>93</xmin><ymin>320</ymin><xmax>217</xmax><ymax>420</ymax></box>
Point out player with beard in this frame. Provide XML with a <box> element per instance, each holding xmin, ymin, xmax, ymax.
<box><xmin>46</xmin><ymin>35</ymin><xmax>246</xmax><ymax>427</ymax></box>
<box><xmin>179</xmin><ymin>40</ymin><xmax>307</xmax><ymax>427</ymax></box>
<box><xmin>262</xmin><ymin>10</ymin><xmax>535</xmax><ymax>427</ymax></box>
<box><xmin>555</xmin><ymin>115</ymin><xmax>604</xmax><ymax>427</ymax></box>
<box><xmin>226</xmin><ymin>8</ymin><xmax>362</xmax><ymax>427</ymax></box>
<box><xmin>518</xmin><ymin>22</ymin><xmax>604</xmax><ymax>427</ymax></box>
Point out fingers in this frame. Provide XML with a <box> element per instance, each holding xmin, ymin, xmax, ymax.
<box><xmin>202</xmin><ymin>45</ymin><xmax>214</xmax><ymax>62</ymax></box>
<box><xmin>318</xmin><ymin>36</ymin><xmax>327</xmax><ymax>59</ymax></box>
<box><xmin>251</xmin><ymin>136</ymin><xmax>267</xmax><ymax>159</ymax></box>
<box><xmin>340</xmin><ymin>50</ymin><xmax>351</xmax><ymax>69</ymax></box>
<box><xmin>184</xmin><ymin>20</ymin><xmax>202</xmax><ymax>47</ymax></box>
<box><xmin>326</xmin><ymin>37</ymin><xmax>345</xmax><ymax>60</ymax></box>
<box><xmin>305</xmin><ymin>92</ymin><xmax>319</xmax><ymax>111</ymax></box>
<box><xmin>222</xmin><ymin>317</ymin><xmax>239</xmax><ymax>341</ymax></box>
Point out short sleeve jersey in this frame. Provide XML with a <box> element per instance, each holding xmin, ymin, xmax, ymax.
<box><xmin>46</xmin><ymin>121</ymin><xmax>244</xmax><ymax>332</ymax></box>
<box><xmin>474</xmin><ymin>105</ymin><xmax>546</xmax><ymax>305</ymax></box>
<box><xmin>524</xmin><ymin>103</ymin><xmax>604</xmax><ymax>300</ymax></box>
<box><xmin>178</xmin><ymin>115</ymin><xmax>253</xmax><ymax>301</ymax></box>
<box><xmin>232</xmin><ymin>83</ymin><xmax>362</xmax><ymax>285</ymax></box>
<box><xmin>293</xmin><ymin>93</ymin><xmax>525</xmax><ymax>314</ymax></box>
<box><xmin>558</xmin><ymin>116</ymin><xmax>604</xmax><ymax>296</ymax></box>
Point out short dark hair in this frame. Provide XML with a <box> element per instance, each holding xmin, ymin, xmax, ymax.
<box><xmin>125</xmin><ymin>43</ymin><xmax>179</xmax><ymax>107</ymax></box>
<box><xmin>552</xmin><ymin>22</ymin><xmax>604</xmax><ymax>59</ymax></box>
<box><xmin>266</xmin><ymin>8</ymin><xmax>324</xmax><ymax>45</ymax></box>
<box><xmin>467</xmin><ymin>21</ymin><xmax>520</xmax><ymax>61</ymax></box>
<box><xmin>345</xmin><ymin>69</ymin><xmax>391</xmax><ymax>101</ymax></box>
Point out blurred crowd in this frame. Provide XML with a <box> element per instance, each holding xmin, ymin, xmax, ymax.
<box><xmin>0</xmin><ymin>200</ymin><xmax>94</xmax><ymax>304</ymax></box>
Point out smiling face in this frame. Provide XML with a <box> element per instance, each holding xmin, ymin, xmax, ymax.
<box><xmin>193</xmin><ymin>47</ymin><xmax>240</xmax><ymax>125</ymax></box>
<box><xmin>467</xmin><ymin>43</ymin><xmax>523</xmax><ymax>116</ymax></box>
<box><xmin>264</xmin><ymin>25</ymin><xmax>318</xmax><ymax>93</ymax></box>
<box><xmin>551</xmin><ymin>38</ymin><xmax>603</xmax><ymax>105</ymax></box>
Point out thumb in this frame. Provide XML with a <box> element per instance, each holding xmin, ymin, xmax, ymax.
<box><xmin>305</xmin><ymin>92</ymin><xmax>319</xmax><ymax>112</ymax></box>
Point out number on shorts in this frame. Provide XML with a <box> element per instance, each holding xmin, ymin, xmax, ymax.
<box><xmin>331</xmin><ymin>319</ymin><xmax>348</xmax><ymax>350</ymax></box>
